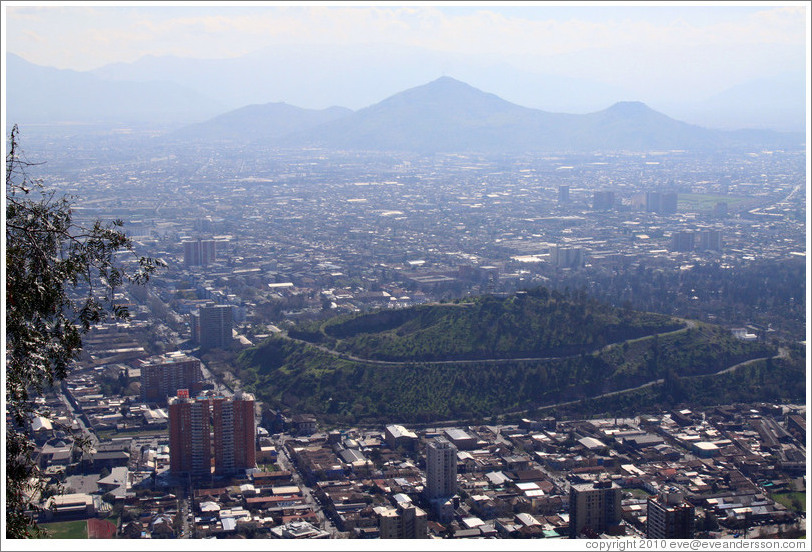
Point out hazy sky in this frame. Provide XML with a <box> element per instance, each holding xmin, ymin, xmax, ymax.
<box><xmin>4</xmin><ymin>3</ymin><xmax>807</xmax><ymax>64</ymax></box>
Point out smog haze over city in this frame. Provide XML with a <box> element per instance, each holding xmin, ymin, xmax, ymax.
<box><xmin>2</xmin><ymin>1</ymin><xmax>810</xmax><ymax>548</ymax></box>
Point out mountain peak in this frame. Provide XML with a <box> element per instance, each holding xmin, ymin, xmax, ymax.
<box><xmin>410</xmin><ymin>76</ymin><xmax>484</xmax><ymax>97</ymax></box>
<box><xmin>429</xmin><ymin>75</ymin><xmax>468</xmax><ymax>86</ymax></box>
<box><xmin>605</xmin><ymin>101</ymin><xmax>652</xmax><ymax>114</ymax></box>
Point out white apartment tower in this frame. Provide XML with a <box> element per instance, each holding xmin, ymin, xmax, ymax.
<box><xmin>425</xmin><ymin>437</ymin><xmax>457</xmax><ymax>500</ymax></box>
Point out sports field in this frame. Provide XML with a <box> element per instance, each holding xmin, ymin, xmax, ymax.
<box><xmin>38</xmin><ymin>520</ymin><xmax>87</xmax><ymax>538</ymax></box>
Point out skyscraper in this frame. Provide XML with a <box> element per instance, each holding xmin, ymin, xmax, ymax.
<box><xmin>139</xmin><ymin>352</ymin><xmax>203</xmax><ymax>404</ymax></box>
<box><xmin>558</xmin><ymin>185</ymin><xmax>570</xmax><ymax>204</ymax></box>
<box><xmin>425</xmin><ymin>437</ymin><xmax>457</xmax><ymax>500</ymax></box>
<box><xmin>169</xmin><ymin>390</ymin><xmax>256</xmax><ymax>477</ymax></box>
<box><xmin>647</xmin><ymin>490</ymin><xmax>695</xmax><ymax>539</ymax></box>
<box><xmin>569</xmin><ymin>480</ymin><xmax>622</xmax><ymax>538</ymax></box>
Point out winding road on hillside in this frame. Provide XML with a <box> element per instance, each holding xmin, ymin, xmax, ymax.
<box><xmin>281</xmin><ymin>318</ymin><xmax>698</xmax><ymax>367</ymax></box>
<box><xmin>276</xmin><ymin>317</ymin><xmax>785</xmax><ymax>427</ymax></box>
<box><xmin>396</xmin><ymin>348</ymin><xmax>787</xmax><ymax>428</ymax></box>
<box><xmin>532</xmin><ymin>347</ymin><xmax>787</xmax><ymax>413</ymax></box>
<box><xmin>346</xmin><ymin>347</ymin><xmax>785</xmax><ymax>430</ymax></box>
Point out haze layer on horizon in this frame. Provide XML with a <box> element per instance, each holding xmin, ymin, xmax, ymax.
<box><xmin>5</xmin><ymin>2</ymin><xmax>807</xmax><ymax>103</ymax></box>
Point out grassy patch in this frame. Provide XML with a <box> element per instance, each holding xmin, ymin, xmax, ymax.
<box><xmin>771</xmin><ymin>492</ymin><xmax>806</xmax><ymax>512</ymax></box>
<box><xmin>678</xmin><ymin>193</ymin><xmax>749</xmax><ymax>212</ymax></box>
<box><xmin>96</xmin><ymin>428</ymin><xmax>165</xmax><ymax>440</ymax></box>
<box><xmin>625</xmin><ymin>488</ymin><xmax>654</xmax><ymax>499</ymax></box>
<box><xmin>38</xmin><ymin>520</ymin><xmax>88</xmax><ymax>539</ymax></box>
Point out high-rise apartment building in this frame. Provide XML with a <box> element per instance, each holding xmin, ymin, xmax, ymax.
<box><xmin>139</xmin><ymin>352</ymin><xmax>203</xmax><ymax>404</ymax></box>
<box><xmin>425</xmin><ymin>437</ymin><xmax>457</xmax><ymax>500</ymax></box>
<box><xmin>212</xmin><ymin>394</ymin><xmax>256</xmax><ymax>475</ymax></box>
<box><xmin>697</xmin><ymin>230</ymin><xmax>722</xmax><ymax>252</ymax></box>
<box><xmin>168</xmin><ymin>390</ymin><xmax>256</xmax><ymax>477</ymax></box>
<box><xmin>192</xmin><ymin>304</ymin><xmax>233</xmax><ymax>350</ymax></box>
<box><xmin>661</xmin><ymin>192</ymin><xmax>678</xmax><ymax>214</ymax></box>
<box><xmin>646</xmin><ymin>191</ymin><xmax>678</xmax><ymax>214</ymax></box>
<box><xmin>558</xmin><ymin>185</ymin><xmax>570</xmax><ymax>204</ymax></box>
<box><xmin>168</xmin><ymin>388</ymin><xmax>211</xmax><ymax>477</ymax></box>
<box><xmin>592</xmin><ymin>191</ymin><xmax>615</xmax><ymax>211</ymax></box>
<box><xmin>569</xmin><ymin>480</ymin><xmax>622</xmax><ymax>538</ymax></box>
<box><xmin>551</xmin><ymin>246</ymin><xmax>584</xmax><ymax>269</ymax></box>
<box><xmin>183</xmin><ymin>238</ymin><xmax>216</xmax><ymax>267</ymax></box>
<box><xmin>647</xmin><ymin>490</ymin><xmax>695</xmax><ymax>539</ymax></box>
<box><xmin>669</xmin><ymin>231</ymin><xmax>695</xmax><ymax>252</ymax></box>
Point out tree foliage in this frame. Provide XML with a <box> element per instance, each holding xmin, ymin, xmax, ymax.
<box><xmin>294</xmin><ymin>289</ymin><xmax>681</xmax><ymax>362</ymax></box>
<box><xmin>5</xmin><ymin>125</ymin><xmax>161</xmax><ymax>538</ymax></box>
<box><xmin>239</xmin><ymin>292</ymin><xmax>775</xmax><ymax>424</ymax></box>
<box><xmin>552</xmin><ymin>258</ymin><xmax>806</xmax><ymax>342</ymax></box>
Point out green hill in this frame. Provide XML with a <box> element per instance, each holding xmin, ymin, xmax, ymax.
<box><xmin>237</xmin><ymin>288</ymin><xmax>779</xmax><ymax>423</ymax></box>
<box><xmin>290</xmin><ymin>288</ymin><xmax>682</xmax><ymax>361</ymax></box>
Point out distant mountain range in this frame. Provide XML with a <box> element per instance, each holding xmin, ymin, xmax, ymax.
<box><xmin>176</xmin><ymin>77</ymin><xmax>802</xmax><ymax>153</ymax></box>
<box><xmin>86</xmin><ymin>43</ymin><xmax>806</xmax><ymax>132</ymax></box>
<box><xmin>659</xmin><ymin>71</ymin><xmax>807</xmax><ymax>133</ymax></box>
<box><xmin>7</xmin><ymin>45</ymin><xmax>806</xmax><ymax>133</ymax></box>
<box><xmin>88</xmin><ymin>43</ymin><xmax>638</xmax><ymax>116</ymax></box>
<box><xmin>5</xmin><ymin>51</ymin><xmax>804</xmax><ymax>153</ymax></box>
<box><xmin>5</xmin><ymin>53</ymin><xmax>225</xmax><ymax>126</ymax></box>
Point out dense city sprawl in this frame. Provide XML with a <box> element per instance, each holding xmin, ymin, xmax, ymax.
<box><xmin>17</xmin><ymin>133</ymin><xmax>806</xmax><ymax>540</ymax></box>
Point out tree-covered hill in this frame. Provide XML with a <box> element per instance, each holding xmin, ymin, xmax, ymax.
<box><xmin>288</xmin><ymin>287</ymin><xmax>683</xmax><ymax>361</ymax></box>
<box><xmin>236</xmin><ymin>287</ymin><xmax>778</xmax><ymax>424</ymax></box>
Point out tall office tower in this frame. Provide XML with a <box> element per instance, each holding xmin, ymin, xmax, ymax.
<box><xmin>168</xmin><ymin>390</ymin><xmax>256</xmax><ymax>477</ymax></box>
<box><xmin>558</xmin><ymin>185</ymin><xmax>570</xmax><ymax>204</ymax></box>
<box><xmin>697</xmin><ymin>230</ymin><xmax>722</xmax><ymax>252</ymax></box>
<box><xmin>425</xmin><ymin>437</ymin><xmax>458</xmax><ymax>500</ymax></box>
<box><xmin>378</xmin><ymin>503</ymin><xmax>428</xmax><ymax>539</ymax></box>
<box><xmin>646</xmin><ymin>490</ymin><xmax>695</xmax><ymax>539</ymax></box>
<box><xmin>569</xmin><ymin>480</ymin><xmax>622</xmax><ymax>538</ymax></box>
<box><xmin>195</xmin><ymin>304</ymin><xmax>233</xmax><ymax>351</ymax></box>
<box><xmin>592</xmin><ymin>191</ymin><xmax>615</xmax><ymax>211</ymax></box>
<box><xmin>669</xmin><ymin>231</ymin><xmax>695</xmax><ymax>252</ymax></box>
<box><xmin>139</xmin><ymin>352</ymin><xmax>203</xmax><ymax>404</ymax></box>
<box><xmin>183</xmin><ymin>238</ymin><xmax>216</xmax><ymax>267</ymax></box>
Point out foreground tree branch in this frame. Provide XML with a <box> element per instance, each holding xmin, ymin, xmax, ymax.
<box><xmin>5</xmin><ymin>124</ymin><xmax>163</xmax><ymax>538</ymax></box>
